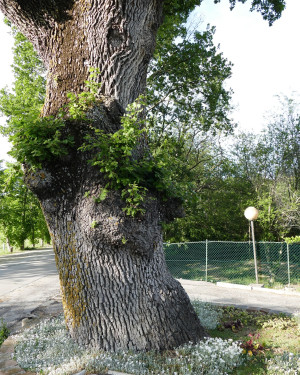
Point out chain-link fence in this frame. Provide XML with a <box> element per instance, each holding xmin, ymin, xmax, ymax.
<box><xmin>164</xmin><ymin>241</ymin><xmax>300</xmax><ymax>288</ymax></box>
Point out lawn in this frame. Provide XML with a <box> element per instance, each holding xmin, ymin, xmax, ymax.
<box><xmin>208</xmin><ymin>305</ymin><xmax>300</xmax><ymax>374</ymax></box>
<box><xmin>11</xmin><ymin>301</ymin><xmax>300</xmax><ymax>374</ymax></box>
<box><xmin>166</xmin><ymin>259</ymin><xmax>300</xmax><ymax>291</ymax></box>
<box><xmin>164</xmin><ymin>241</ymin><xmax>300</xmax><ymax>291</ymax></box>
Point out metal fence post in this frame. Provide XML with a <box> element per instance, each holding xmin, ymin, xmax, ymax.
<box><xmin>205</xmin><ymin>239</ymin><xmax>208</xmax><ymax>282</ymax></box>
<box><xmin>287</xmin><ymin>243</ymin><xmax>291</xmax><ymax>287</ymax></box>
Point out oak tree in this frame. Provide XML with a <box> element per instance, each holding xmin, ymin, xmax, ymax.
<box><xmin>0</xmin><ymin>0</ymin><xmax>285</xmax><ymax>351</ymax></box>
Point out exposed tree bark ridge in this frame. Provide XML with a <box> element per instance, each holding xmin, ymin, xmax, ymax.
<box><xmin>86</xmin><ymin>0</ymin><xmax>163</xmax><ymax>108</ymax></box>
<box><xmin>1</xmin><ymin>0</ymin><xmax>207</xmax><ymax>350</ymax></box>
<box><xmin>0</xmin><ymin>0</ymin><xmax>163</xmax><ymax>114</ymax></box>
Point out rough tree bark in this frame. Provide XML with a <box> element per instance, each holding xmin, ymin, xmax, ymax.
<box><xmin>0</xmin><ymin>0</ymin><xmax>206</xmax><ymax>350</ymax></box>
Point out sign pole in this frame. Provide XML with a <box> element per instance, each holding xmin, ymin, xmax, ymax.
<box><xmin>251</xmin><ymin>220</ymin><xmax>259</xmax><ymax>284</ymax></box>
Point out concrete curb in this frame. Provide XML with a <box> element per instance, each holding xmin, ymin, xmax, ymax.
<box><xmin>188</xmin><ymin>297</ymin><xmax>296</xmax><ymax>316</ymax></box>
<box><xmin>74</xmin><ymin>371</ymin><xmax>131</xmax><ymax>375</ymax></box>
<box><xmin>177</xmin><ymin>279</ymin><xmax>300</xmax><ymax>297</ymax></box>
<box><xmin>216</xmin><ymin>281</ymin><xmax>300</xmax><ymax>296</ymax></box>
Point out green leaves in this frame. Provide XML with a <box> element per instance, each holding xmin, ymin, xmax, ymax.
<box><xmin>121</xmin><ymin>184</ymin><xmax>147</xmax><ymax>217</ymax></box>
<box><xmin>66</xmin><ymin>68</ymin><xmax>101</xmax><ymax>120</ymax></box>
<box><xmin>284</xmin><ymin>236</ymin><xmax>300</xmax><ymax>244</ymax></box>
<box><xmin>2</xmin><ymin>65</ymin><xmax>103</xmax><ymax>168</ymax></box>
<box><xmin>8</xmin><ymin>114</ymin><xmax>74</xmax><ymax>168</ymax></box>
<box><xmin>148</xmin><ymin>25</ymin><xmax>234</xmax><ymax>139</ymax></box>
<box><xmin>0</xmin><ymin>28</ymin><xmax>45</xmax><ymax>137</ymax></box>
<box><xmin>81</xmin><ymin>96</ymin><xmax>201</xmax><ymax>216</ymax></box>
<box><xmin>90</xmin><ymin>220</ymin><xmax>98</xmax><ymax>229</ymax></box>
<box><xmin>94</xmin><ymin>188</ymin><xmax>108</xmax><ymax>203</ymax></box>
<box><xmin>0</xmin><ymin>163</ymin><xmax>50</xmax><ymax>248</ymax></box>
<box><xmin>0</xmin><ymin>26</ymin><xmax>71</xmax><ymax>168</ymax></box>
<box><xmin>80</xmin><ymin>99</ymin><xmax>150</xmax><ymax>216</ymax></box>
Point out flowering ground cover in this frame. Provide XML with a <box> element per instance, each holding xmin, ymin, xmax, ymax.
<box><xmin>13</xmin><ymin>301</ymin><xmax>300</xmax><ymax>375</ymax></box>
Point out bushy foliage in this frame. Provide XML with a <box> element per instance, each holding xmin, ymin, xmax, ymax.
<box><xmin>8</xmin><ymin>114</ymin><xmax>75</xmax><ymax>168</ymax></box>
<box><xmin>285</xmin><ymin>236</ymin><xmax>300</xmax><ymax>244</ymax></box>
<box><xmin>0</xmin><ymin>319</ymin><xmax>9</xmax><ymax>347</ymax></box>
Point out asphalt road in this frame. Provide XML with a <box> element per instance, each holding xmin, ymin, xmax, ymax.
<box><xmin>0</xmin><ymin>248</ymin><xmax>58</xmax><ymax>295</ymax></box>
<box><xmin>0</xmin><ymin>248</ymin><xmax>61</xmax><ymax>330</ymax></box>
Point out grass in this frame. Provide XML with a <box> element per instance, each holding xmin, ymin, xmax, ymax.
<box><xmin>209</xmin><ymin>306</ymin><xmax>300</xmax><ymax>374</ymax></box>
<box><xmin>13</xmin><ymin>302</ymin><xmax>300</xmax><ymax>374</ymax></box>
<box><xmin>166</xmin><ymin>259</ymin><xmax>300</xmax><ymax>291</ymax></box>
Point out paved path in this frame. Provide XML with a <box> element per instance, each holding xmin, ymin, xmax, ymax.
<box><xmin>179</xmin><ymin>280</ymin><xmax>300</xmax><ymax>316</ymax></box>
<box><xmin>0</xmin><ymin>249</ymin><xmax>58</xmax><ymax>295</ymax></box>
<box><xmin>0</xmin><ymin>249</ymin><xmax>60</xmax><ymax>332</ymax></box>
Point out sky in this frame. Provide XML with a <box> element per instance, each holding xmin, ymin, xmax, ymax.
<box><xmin>194</xmin><ymin>0</ymin><xmax>300</xmax><ymax>133</ymax></box>
<box><xmin>0</xmin><ymin>17</ymin><xmax>14</xmax><ymax>162</ymax></box>
<box><xmin>0</xmin><ymin>0</ymin><xmax>300</xmax><ymax>162</ymax></box>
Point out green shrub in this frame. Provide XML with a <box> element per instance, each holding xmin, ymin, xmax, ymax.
<box><xmin>0</xmin><ymin>319</ymin><xmax>9</xmax><ymax>346</ymax></box>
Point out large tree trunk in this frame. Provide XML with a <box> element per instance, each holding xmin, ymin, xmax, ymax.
<box><xmin>0</xmin><ymin>0</ymin><xmax>207</xmax><ymax>350</ymax></box>
<box><xmin>24</xmin><ymin>104</ymin><xmax>206</xmax><ymax>351</ymax></box>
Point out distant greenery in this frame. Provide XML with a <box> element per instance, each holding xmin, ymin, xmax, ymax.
<box><xmin>163</xmin><ymin>96</ymin><xmax>300</xmax><ymax>242</ymax></box>
<box><xmin>0</xmin><ymin>162</ymin><xmax>50</xmax><ymax>251</ymax></box>
<box><xmin>232</xmin><ymin>96</ymin><xmax>300</xmax><ymax>241</ymax></box>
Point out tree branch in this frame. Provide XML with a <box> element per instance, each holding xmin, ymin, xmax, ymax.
<box><xmin>0</xmin><ymin>0</ymin><xmax>66</xmax><ymax>59</ymax></box>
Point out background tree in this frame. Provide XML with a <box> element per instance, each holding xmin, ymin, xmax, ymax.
<box><xmin>0</xmin><ymin>0</ymin><xmax>285</xmax><ymax>351</ymax></box>
<box><xmin>230</xmin><ymin>96</ymin><xmax>300</xmax><ymax>240</ymax></box>
<box><xmin>147</xmin><ymin>24</ymin><xmax>233</xmax><ymax>135</ymax></box>
<box><xmin>0</xmin><ymin>26</ymin><xmax>49</xmax><ymax>251</ymax></box>
<box><xmin>0</xmin><ymin>162</ymin><xmax>50</xmax><ymax>250</ymax></box>
<box><xmin>163</xmin><ymin>95</ymin><xmax>300</xmax><ymax>243</ymax></box>
<box><xmin>162</xmin><ymin>141</ymin><xmax>256</xmax><ymax>242</ymax></box>
<box><xmin>0</xmin><ymin>24</ymin><xmax>45</xmax><ymax>128</ymax></box>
